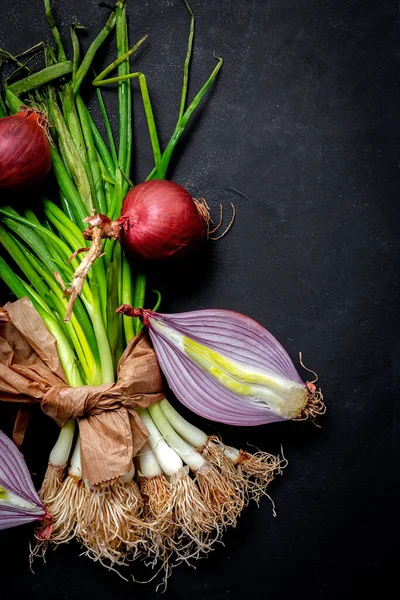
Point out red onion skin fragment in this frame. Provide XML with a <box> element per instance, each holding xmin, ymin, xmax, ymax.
<box><xmin>117</xmin><ymin>180</ymin><xmax>207</xmax><ymax>261</ymax></box>
<box><xmin>0</xmin><ymin>110</ymin><xmax>51</xmax><ymax>189</ymax></box>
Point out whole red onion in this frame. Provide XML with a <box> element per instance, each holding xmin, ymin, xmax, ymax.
<box><xmin>116</xmin><ymin>180</ymin><xmax>207</xmax><ymax>261</ymax></box>
<box><xmin>0</xmin><ymin>109</ymin><xmax>52</xmax><ymax>189</ymax></box>
<box><xmin>69</xmin><ymin>180</ymin><xmax>223</xmax><ymax>319</ymax></box>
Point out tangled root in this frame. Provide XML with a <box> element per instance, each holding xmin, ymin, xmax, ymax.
<box><xmin>236</xmin><ymin>451</ymin><xmax>283</xmax><ymax>505</ymax></box>
<box><xmin>50</xmin><ymin>476</ymin><xmax>89</xmax><ymax>544</ymax></box>
<box><xmin>296</xmin><ymin>385</ymin><xmax>326</xmax><ymax>424</ymax></box>
<box><xmin>194</xmin><ymin>198</ymin><xmax>236</xmax><ymax>240</ymax></box>
<box><xmin>195</xmin><ymin>461</ymin><xmax>244</xmax><ymax>528</ymax></box>
<box><xmin>30</xmin><ymin>438</ymin><xmax>286</xmax><ymax>580</ymax></box>
<box><xmin>140</xmin><ymin>474</ymin><xmax>175</xmax><ymax>538</ymax></box>
<box><xmin>138</xmin><ymin>475</ymin><xmax>176</xmax><ymax>584</ymax></box>
<box><xmin>200</xmin><ymin>436</ymin><xmax>248</xmax><ymax>502</ymax></box>
<box><xmin>78</xmin><ymin>480</ymin><xmax>145</xmax><ymax>567</ymax></box>
<box><xmin>39</xmin><ymin>463</ymin><xmax>65</xmax><ymax>503</ymax></box>
<box><xmin>200</xmin><ymin>436</ymin><xmax>283</xmax><ymax>506</ymax></box>
<box><xmin>35</xmin><ymin>475</ymin><xmax>89</xmax><ymax>546</ymax></box>
<box><xmin>30</xmin><ymin>464</ymin><xmax>67</xmax><ymax>563</ymax></box>
<box><xmin>167</xmin><ymin>467</ymin><xmax>220</xmax><ymax>563</ymax></box>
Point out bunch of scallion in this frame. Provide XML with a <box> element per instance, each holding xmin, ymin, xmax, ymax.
<box><xmin>0</xmin><ymin>0</ymin><xmax>282</xmax><ymax>582</ymax></box>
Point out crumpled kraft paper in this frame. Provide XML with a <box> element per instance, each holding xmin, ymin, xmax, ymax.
<box><xmin>0</xmin><ymin>297</ymin><xmax>164</xmax><ymax>485</ymax></box>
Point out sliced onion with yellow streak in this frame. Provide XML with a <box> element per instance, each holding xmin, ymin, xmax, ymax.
<box><xmin>116</xmin><ymin>306</ymin><xmax>325</xmax><ymax>426</ymax></box>
<box><xmin>0</xmin><ymin>429</ymin><xmax>49</xmax><ymax>530</ymax></box>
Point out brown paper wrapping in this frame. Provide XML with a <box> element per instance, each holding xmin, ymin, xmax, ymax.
<box><xmin>0</xmin><ymin>298</ymin><xmax>164</xmax><ymax>485</ymax></box>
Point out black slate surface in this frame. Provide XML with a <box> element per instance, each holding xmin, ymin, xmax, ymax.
<box><xmin>0</xmin><ymin>0</ymin><xmax>398</xmax><ymax>598</ymax></box>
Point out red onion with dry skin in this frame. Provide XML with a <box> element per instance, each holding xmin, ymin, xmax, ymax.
<box><xmin>118</xmin><ymin>180</ymin><xmax>207</xmax><ymax>261</ymax></box>
<box><xmin>85</xmin><ymin>180</ymin><xmax>208</xmax><ymax>261</ymax></box>
<box><xmin>0</xmin><ymin>109</ymin><xmax>51</xmax><ymax>189</ymax></box>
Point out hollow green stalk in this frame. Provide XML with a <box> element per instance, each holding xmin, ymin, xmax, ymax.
<box><xmin>1</xmin><ymin>219</ymin><xmax>99</xmax><ymax>381</ymax></box>
<box><xmin>20</xmin><ymin>205</ymin><xmax>69</xmax><ymax>267</ymax></box>
<box><xmin>75</xmin><ymin>94</ymin><xmax>107</xmax><ymax>214</ymax></box>
<box><xmin>115</xmin><ymin>1</ymin><xmax>132</xmax><ymax>199</ymax></box>
<box><xmin>12</xmin><ymin>209</ymin><xmax>108</xmax><ymax>378</ymax></box>
<box><xmin>0</xmin><ymin>225</ymin><xmax>50</xmax><ymax>300</ymax></box>
<box><xmin>155</xmin><ymin>57</ymin><xmax>223</xmax><ymax>180</ymax></box>
<box><xmin>106</xmin><ymin>259</ymin><xmax>119</xmax><ymax>367</ymax></box>
<box><xmin>1</xmin><ymin>213</ymin><xmax>59</xmax><ymax>275</ymax></box>
<box><xmin>48</xmin><ymin>87</ymin><xmax>93</xmax><ymax>212</ymax></box>
<box><xmin>0</xmin><ymin>257</ymin><xmax>82</xmax><ymax>387</ymax></box>
<box><xmin>95</xmin><ymin>84</ymin><xmax>118</xmax><ymax>167</ymax></box>
<box><xmin>44</xmin><ymin>0</ymin><xmax>67</xmax><ymax>62</ymax></box>
<box><xmin>121</xmin><ymin>256</ymin><xmax>135</xmax><ymax>344</ymax></box>
<box><xmin>70</xmin><ymin>24</ymin><xmax>82</xmax><ymax>78</ymax></box>
<box><xmin>50</xmin><ymin>148</ymin><xmax>88</xmax><ymax>226</ymax></box>
<box><xmin>71</xmin><ymin>10</ymin><xmax>116</xmax><ymax>95</ymax></box>
<box><xmin>42</xmin><ymin>6</ymin><xmax>96</xmax><ymax>216</ymax></box>
<box><xmin>178</xmin><ymin>0</ymin><xmax>195</xmax><ymax>121</ymax></box>
<box><xmin>20</xmin><ymin>244</ymin><xmax>98</xmax><ymax>383</ymax></box>
<box><xmin>0</xmin><ymin>94</ymin><xmax>7</xmax><ymax>117</ymax></box>
<box><xmin>42</xmin><ymin>199</ymin><xmax>85</xmax><ymax>249</ymax></box>
<box><xmin>7</xmin><ymin>62</ymin><xmax>72</xmax><ymax>96</ymax></box>
<box><xmin>60</xmin><ymin>192</ymin><xmax>77</xmax><ymax>225</ymax></box>
<box><xmin>61</xmin><ymin>87</ymin><xmax>95</xmax><ymax>209</ymax></box>
<box><xmin>0</xmin><ymin>209</ymin><xmax>79</xmax><ymax>271</ymax></box>
<box><xmin>94</xmin><ymin>71</ymin><xmax>161</xmax><ymax>173</ymax></box>
<box><xmin>86</xmin><ymin>278</ymin><xmax>114</xmax><ymax>384</ymax></box>
<box><xmin>85</xmin><ymin>103</ymin><xmax>116</xmax><ymax>179</ymax></box>
<box><xmin>132</xmin><ymin>273</ymin><xmax>146</xmax><ymax>334</ymax></box>
<box><xmin>97</xmin><ymin>153</ymin><xmax>114</xmax><ymax>210</ymax></box>
<box><xmin>12</xmin><ymin>236</ymin><xmax>101</xmax><ymax>384</ymax></box>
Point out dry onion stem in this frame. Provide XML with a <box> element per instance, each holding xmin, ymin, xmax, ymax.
<box><xmin>295</xmin><ymin>355</ymin><xmax>326</xmax><ymax>424</ymax></box>
<box><xmin>55</xmin><ymin>226</ymin><xmax>107</xmax><ymax>322</ymax></box>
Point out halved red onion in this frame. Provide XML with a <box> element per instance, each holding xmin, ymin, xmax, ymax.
<box><xmin>117</xmin><ymin>307</ymin><xmax>324</xmax><ymax>426</ymax></box>
<box><xmin>0</xmin><ymin>429</ymin><xmax>47</xmax><ymax>530</ymax></box>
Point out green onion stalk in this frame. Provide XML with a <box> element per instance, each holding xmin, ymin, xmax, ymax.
<box><xmin>0</xmin><ymin>0</ymin><xmax>281</xmax><ymax>579</ymax></box>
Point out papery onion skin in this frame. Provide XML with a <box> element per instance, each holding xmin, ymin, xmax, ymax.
<box><xmin>117</xmin><ymin>180</ymin><xmax>207</xmax><ymax>261</ymax></box>
<box><xmin>117</xmin><ymin>306</ymin><xmax>324</xmax><ymax>427</ymax></box>
<box><xmin>0</xmin><ymin>110</ymin><xmax>51</xmax><ymax>189</ymax></box>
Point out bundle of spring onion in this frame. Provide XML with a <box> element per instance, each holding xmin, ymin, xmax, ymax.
<box><xmin>0</xmin><ymin>0</ymin><xmax>323</xmax><ymax>584</ymax></box>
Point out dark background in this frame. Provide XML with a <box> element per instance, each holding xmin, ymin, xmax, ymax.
<box><xmin>0</xmin><ymin>0</ymin><xmax>398</xmax><ymax>598</ymax></box>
